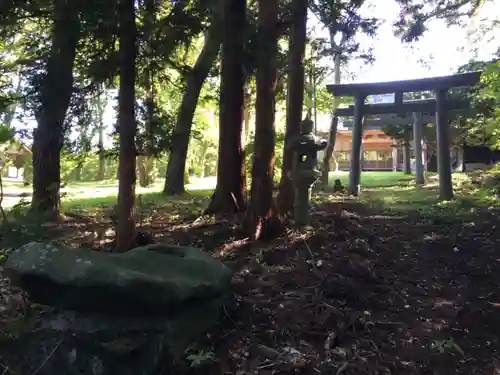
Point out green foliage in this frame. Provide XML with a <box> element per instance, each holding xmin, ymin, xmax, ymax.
<box><xmin>185</xmin><ymin>349</ymin><xmax>215</xmax><ymax>368</ymax></box>
<box><xmin>393</xmin><ymin>0</ymin><xmax>489</xmax><ymax>42</ymax></box>
<box><xmin>381</xmin><ymin>122</ymin><xmax>412</xmax><ymax>146</ymax></box>
<box><xmin>476</xmin><ymin>60</ymin><xmax>500</xmax><ymax>147</ymax></box>
<box><xmin>0</xmin><ymin>124</ymin><xmax>15</xmax><ymax>144</ymax></box>
<box><xmin>446</xmin><ymin>57</ymin><xmax>500</xmax><ymax>148</ymax></box>
<box><xmin>309</xmin><ymin>0</ymin><xmax>379</xmax><ymax>66</ymax></box>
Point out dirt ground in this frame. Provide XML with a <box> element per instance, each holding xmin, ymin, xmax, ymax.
<box><xmin>162</xmin><ymin>198</ymin><xmax>500</xmax><ymax>375</ymax></box>
<box><xmin>1</xmin><ymin>196</ymin><xmax>500</xmax><ymax>374</ymax></box>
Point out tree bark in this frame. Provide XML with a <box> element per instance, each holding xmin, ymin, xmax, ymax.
<box><xmin>115</xmin><ymin>0</ymin><xmax>137</xmax><ymax>251</ymax></box>
<box><xmin>243</xmin><ymin>87</ymin><xmax>251</xmax><ymax>144</ymax></box>
<box><xmin>95</xmin><ymin>89</ymin><xmax>106</xmax><ymax>181</ymax></box>
<box><xmin>198</xmin><ymin>141</ymin><xmax>209</xmax><ymax>178</ymax></box>
<box><xmin>403</xmin><ymin>142</ymin><xmax>411</xmax><ymax>174</ymax></box>
<box><xmin>75</xmin><ymin>161</ymin><xmax>83</xmax><ymax>181</ymax></box>
<box><xmin>321</xmin><ymin>46</ymin><xmax>343</xmax><ymax>184</ymax></box>
<box><xmin>137</xmin><ymin>155</ymin><xmax>155</xmax><ymax>187</ymax></box>
<box><xmin>403</xmin><ymin>127</ymin><xmax>411</xmax><ymax>174</ymax></box>
<box><xmin>276</xmin><ymin>0</ymin><xmax>308</xmax><ymax>217</ymax></box>
<box><xmin>243</xmin><ymin>0</ymin><xmax>280</xmax><ymax>240</ymax></box>
<box><xmin>204</xmin><ymin>0</ymin><xmax>247</xmax><ymax>214</ymax></box>
<box><xmin>30</xmin><ymin>0</ymin><xmax>80</xmax><ymax>219</ymax></box>
<box><xmin>164</xmin><ymin>14</ymin><xmax>223</xmax><ymax>195</ymax></box>
<box><xmin>98</xmin><ymin>129</ymin><xmax>106</xmax><ymax>180</ymax></box>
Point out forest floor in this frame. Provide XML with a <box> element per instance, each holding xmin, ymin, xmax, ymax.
<box><xmin>1</xmin><ymin>171</ymin><xmax>500</xmax><ymax>374</ymax></box>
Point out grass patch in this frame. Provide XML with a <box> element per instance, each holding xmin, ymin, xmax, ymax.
<box><xmin>328</xmin><ymin>171</ymin><xmax>414</xmax><ymax>189</ymax></box>
<box><xmin>353</xmin><ymin>171</ymin><xmax>500</xmax><ymax>217</ymax></box>
<box><xmin>0</xmin><ymin>183</ymin><xmax>215</xmax><ymax>252</ymax></box>
<box><xmin>63</xmin><ymin>189</ymin><xmax>214</xmax><ymax>220</ymax></box>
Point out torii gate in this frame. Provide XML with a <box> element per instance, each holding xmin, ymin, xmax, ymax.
<box><xmin>327</xmin><ymin>72</ymin><xmax>482</xmax><ymax>200</ymax></box>
<box><xmin>341</xmin><ymin>113</ymin><xmax>437</xmax><ymax>183</ymax></box>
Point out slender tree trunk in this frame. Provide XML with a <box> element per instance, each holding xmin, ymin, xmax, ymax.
<box><xmin>137</xmin><ymin>156</ymin><xmax>148</xmax><ymax>187</ymax></box>
<box><xmin>0</xmin><ymin>167</ymin><xmax>7</xmax><ymax>223</ymax></box>
<box><xmin>243</xmin><ymin>88</ymin><xmax>251</xmax><ymax>144</ymax></box>
<box><xmin>403</xmin><ymin>126</ymin><xmax>411</xmax><ymax>174</ymax></box>
<box><xmin>321</xmin><ymin>49</ymin><xmax>342</xmax><ymax>184</ymax></box>
<box><xmin>205</xmin><ymin>0</ymin><xmax>247</xmax><ymax>214</ymax></box>
<box><xmin>403</xmin><ymin>143</ymin><xmax>411</xmax><ymax>174</ymax></box>
<box><xmin>75</xmin><ymin>161</ymin><xmax>83</xmax><ymax>181</ymax></box>
<box><xmin>98</xmin><ymin>129</ymin><xmax>106</xmax><ymax>180</ymax></box>
<box><xmin>244</xmin><ymin>0</ymin><xmax>280</xmax><ymax>239</ymax></box>
<box><xmin>95</xmin><ymin>90</ymin><xmax>107</xmax><ymax>181</ymax></box>
<box><xmin>198</xmin><ymin>141</ymin><xmax>209</xmax><ymax>178</ymax></box>
<box><xmin>164</xmin><ymin>15</ymin><xmax>223</xmax><ymax>195</ymax></box>
<box><xmin>30</xmin><ymin>0</ymin><xmax>80</xmax><ymax>219</ymax></box>
<box><xmin>115</xmin><ymin>0</ymin><xmax>137</xmax><ymax>251</ymax></box>
<box><xmin>139</xmin><ymin>0</ymin><xmax>160</xmax><ymax>189</ymax></box>
<box><xmin>137</xmin><ymin>156</ymin><xmax>155</xmax><ymax>187</ymax></box>
<box><xmin>276</xmin><ymin>0</ymin><xmax>308</xmax><ymax>217</ymax></box>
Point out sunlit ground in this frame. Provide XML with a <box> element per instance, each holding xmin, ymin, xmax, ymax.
<box><xmin>325</xmin><ymin>170</ymin><xmax>500</xmax><ymax>216</ymax></box>
<box><xmin>328</xmin><ymin>170</ymin><xmax>412</xmax><ymax>188</ymax></box>
<box><xmin>3</xmin><ymin>170</ymin><xmax>499</xmax><ymax>217</ymax></box>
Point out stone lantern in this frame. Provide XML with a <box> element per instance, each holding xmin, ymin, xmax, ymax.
<box><xmin>286</xmin><ymin>119</ymin><xmax>327</xmax><ymax>226</ymax></box>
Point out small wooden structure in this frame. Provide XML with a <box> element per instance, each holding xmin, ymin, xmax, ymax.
<box><xmin>335</xmin><ymin>129</ymin><xmax>394</xmax><ymax>171</ymax></box>
<box><xmin>327</xmin><ymin>72</ymin><xmax>482</xmax><ymax>199</ymax></box>
<box><xmin>0</xmin><ymin>141</ymin><xmax>31</xmax><ymax>179</ymax></box>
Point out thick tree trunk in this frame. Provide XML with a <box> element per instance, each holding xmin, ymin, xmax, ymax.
<box><xmin>321</xmin><ymin>50</ymin><xmax>342</xmax><ymax>184</ymax></box>
<box><xmin>276</xmin><ymin>0</ymin><xmax>308</xmax><ymax>217</ymax></box>
<box><xmin>115</xmin><ymin>0</ymin><xmax>137</xmax><ymax>251</ymax></box>
<box><xmin>164</xmin><ymin>16</ymin><xmax>222</xmax><ymax>195</ymax></box>
<box><xmin>30</xmin><ymin>0</ymin><xmax>80</xmax><ymax>219</ymax></box>
<box><xmin>205</xmin><ymin>0</ymin><xmax>247</xmax><ymax>214</ymax></box>
<box><xmin>244</xmin><ymin>0</ymin><xmax>280</xmax><ymax>239</ymax></box>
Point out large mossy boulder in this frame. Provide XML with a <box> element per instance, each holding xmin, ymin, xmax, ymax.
<box><xmin>2</xmin><ymin>242</ymin><xmax>233</xmax><ymax>374</ymax></box>
<box><xmin>5</xmin><ymin>242</ymin><xmax>232</xmax><ymax>315</ymax></box>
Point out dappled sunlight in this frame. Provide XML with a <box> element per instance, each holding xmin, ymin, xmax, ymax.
<box><xmin>186</xmin><ymin>176</ymin><xmax>217</xmax><ymax>191</ymax></box>
<box><xmin>2</xmin><ymin>170</ymin><xmax>500</xmax><ymax>374</ymax></box>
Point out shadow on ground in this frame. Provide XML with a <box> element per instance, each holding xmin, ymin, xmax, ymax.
<box><xmin>0</xmin><ymin>187</ymin><xmax>499</xmax><ymax>374</ymax></box>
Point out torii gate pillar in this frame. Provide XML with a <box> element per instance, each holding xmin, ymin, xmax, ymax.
<box><xmin>348</xmin><ymin>94</ymin><xmax>365</xmax><ymax>196</ymax></box>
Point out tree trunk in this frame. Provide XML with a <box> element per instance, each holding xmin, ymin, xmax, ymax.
<box><xmin>164</xmin><ymin>14</ymin><xmax>223</xmax><ymax>196</ymax></box>
<box><xmin>30</xmin><ymin>0</ymin><xmax>80</xmax><ymax>219</ymax></box>
<box><xmin>321</xmin><ymin>48</ymin><xmax>342</xmax><ymax>184</ymax></box>
<box><xmin>96</xmin><ymin>92</ymin><xmax>106</xmax><ymax>181</ymax></box>
<box><xmin>198</xmin><ymin>141</ymin><xmax>209</xmax><ymax>178</ymax></box>
<box><xmin>137</xmin><ymin>156</ymin><xmax>147</xmax><ymax>187</ymax></box>
<box><xmin>243</xmin><ymin>0</ymin><xmax>280</xmax><ymax>240</ymax></box>
<box><xmin>403</xmin><ymin>126</ymin><xmax>411</xmax><ymax>174</ymax></box>
<box><xmin>204</xmin><ymin>0</ymin><xmax>247</xmax><ymax>214</ymax></box>
<box><xmin>243</xmin><ymin>88</ymin><xmax>251</xmax><ymax>144</ymax></box>
<box><xmin>403</xmin><ymin>142</ymin><xmax>411</xmax><ymax>174</ymax></box>
<box><xmin>115</xmin><ymin>0</ymin><xmax>137</xmax><ymax>251</ymax></box>
<box><xmin>276</xmin><ymin>0</ymin><xmax>308</xmax><ymax>217</ymax></box>
<box><xmin>137</xmin><ymin>155</ymin><xmax>155</xmax><ymax>187</ymax></box>
<box><xmin>75</xmin><ymin>161</ymin><xmax>83</xmax><ymax>181</ymax></box>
